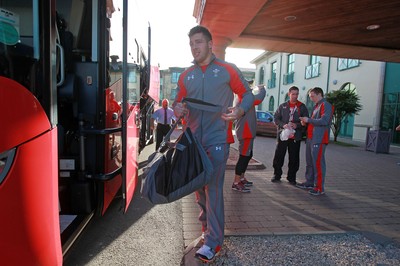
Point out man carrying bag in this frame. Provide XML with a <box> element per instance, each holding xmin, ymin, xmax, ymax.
<box><xmin>172</xmin><ymin>26</ymin><xmax>254</xmax><ymax>263</ymax></box>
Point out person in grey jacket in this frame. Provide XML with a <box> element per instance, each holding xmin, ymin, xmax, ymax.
<box><xmin>173</xmin><ymin>25</ymin><xmax>254</xmax><ymax>263</ymax></box>
<box><xmin>297</xmin><ymin>87</ymin><xmax>334</xmax><ymax>195</ymax></box>
<box><xmin>271</xmin><ymin>86</ymin><xmax>309</xmax><ymax>185</ymax></box>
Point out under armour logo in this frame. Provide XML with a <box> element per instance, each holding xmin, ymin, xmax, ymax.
<box><xmin>216</xmin><ymin>146</ymin><xmax>222</xmax><ymax>151</ymax></box>
<box><xmin>187</xmin><ymin>74</ymin><xmax>194</xmax><ymax>80</ymax></box>
<box><xmin>213</xmin><ymin>69</ymin><xmax>220</xmax><ymax>77</ymax></box>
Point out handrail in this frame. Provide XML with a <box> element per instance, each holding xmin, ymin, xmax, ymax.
<box><xmin>56</xmin><ymin>43</ymin><xmax>65</xmax><ymax>86</ymax></box>
<box><xmin>85</xmin><ymin>167</ymin><xmax>122</xmax><ymax>181</ymax></box>
<box><xmin>80</xmin><ymin>126</ymin><xmax>121</xmax><ymax>135</ymax></box>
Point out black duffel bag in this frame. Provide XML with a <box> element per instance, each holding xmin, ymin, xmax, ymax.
<box><xmin>141</xmin><ymin>118</ymin><xmax>213</xmax><ymax>204</ymax></box>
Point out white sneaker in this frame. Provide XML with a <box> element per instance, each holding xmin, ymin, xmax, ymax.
<box><xmin>194</xmin><ymin>244</ymin><xmax>219</xmax><ymax>263</ymax></box>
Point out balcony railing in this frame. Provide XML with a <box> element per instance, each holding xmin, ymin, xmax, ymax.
<box><xmin>338</xmin><ymin>58</ymin><xmax>360</xmax><ymax>71</ymax></box>
<box><xmin>267</xmin><ymin>78</ymin><xmax>276</xmax><ymax>89</ymax></box>
<box><xmin>283</xmin><ymin>71</ymin><xmax>294</xmax><ymax>85</ymax></box>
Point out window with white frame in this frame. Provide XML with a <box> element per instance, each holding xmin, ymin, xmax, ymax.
<box><xmin>259</xmin><ymin>66</ymin><xmax>265</xmax><ymax>85</ymax></box>
<box><xmin>287</xmin><ymin>54</ymin><xmax>295</xmax><ymax>73</ymax></box>
<box><xmin>283</xmin><ymin>54</ymin><xmax>295</xmax><ymax>84</ymax></box>
<box><xmin>268</xmin><ymin>62</ymin><xmax>277</xmax><ymax>88</ymax></box>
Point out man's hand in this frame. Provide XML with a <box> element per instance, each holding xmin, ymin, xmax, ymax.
<box><xmin>174</xmin><ymin>102</ymin><xmax>188</xmax><ymax>118</ymax></box>
<box><xmin>221</xmin><ymin>106</ymin><xmax>245</xmax><ymax>121</ymax></box>
<box><xmin>288</xmin><ymin>122</ymin><xmax>297</xmax><ymax>129</ymax></box>
<box><xmin>299</xmin><ymin>117</ymin><xmax>309</xmax><ymax>125</ymax></box>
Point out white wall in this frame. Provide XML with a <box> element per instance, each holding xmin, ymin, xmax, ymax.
<box><xmin>328</xmin><ymin>59</ymin><xmax>384</xmax><ymax>141</ymax></box>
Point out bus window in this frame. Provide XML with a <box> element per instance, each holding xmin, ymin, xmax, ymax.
<box><xmin>0</xmin><ymin>2</ymin><xmax>39</xmax><ymax>91</ymax></box>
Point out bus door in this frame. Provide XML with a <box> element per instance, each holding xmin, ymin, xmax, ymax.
<box><xmin>108</xmin><ymin>0</ymin><xmax>146</xmax><ymax>212</ymax></box>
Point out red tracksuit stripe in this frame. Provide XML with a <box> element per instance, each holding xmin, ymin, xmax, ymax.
<box><xmin>176</xmin><ymin>67</ymin><xmax>195</xmax><ymax>101</ymax></box>
<box><xmin>241</xmin><ymin>138</ymin><xmax>251</xmax><ymax>155</ymax></box>
<box><xmin>315</xmin><ymin>144</ymin><xmax>324</xmax><ymax>191</ymax></box>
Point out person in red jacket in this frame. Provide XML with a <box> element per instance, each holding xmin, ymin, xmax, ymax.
<box><xmin>297</xmin><ymin>87</ymin><xmax>334</xmax><ymax>195</ymax></box>
<box><xmin>232</xmin><ymin>83</ymin><xmax>266</xmax><ymax>192</ymax></box>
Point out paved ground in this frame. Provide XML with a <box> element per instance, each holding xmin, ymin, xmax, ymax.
<box><xmin>181</xmin><ymin>135</ymin><xmax>400</xmax><ymax>251</ymax></box>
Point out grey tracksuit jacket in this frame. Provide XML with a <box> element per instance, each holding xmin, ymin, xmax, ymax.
<box><xmin>174</xmin><ymin>54</ymin><xmax>254</xmax><ymax>146</ymax></box>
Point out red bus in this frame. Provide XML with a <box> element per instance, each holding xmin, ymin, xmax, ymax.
<box><xmin>0</xmin><ymin>0</ymin><xmax>159</xmax><ymax>264</ymax></box>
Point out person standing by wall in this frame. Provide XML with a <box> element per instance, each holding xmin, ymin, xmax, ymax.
<box><xmin>297</xmin><ymin>87</ymin><xmax>334</xmax><ymax>195</ymax></box>
<box><xmin>151</xmin><ymin>99</ymin><xmax>175</xmax><ymax>150</ymax></box>
<box><xmin>173</xmin><ymin>25</ymin><xmax>254</xmax><ymax>263</ymax></box>
<box><xmin>232</xmin><ymin>83</ymin><xmax>266</xmax><ymax>192</ymax></box>
<box><xmin>271</xmin><ymin>86</ymin><xmax>309</xmax><ymax>185</ymax></box>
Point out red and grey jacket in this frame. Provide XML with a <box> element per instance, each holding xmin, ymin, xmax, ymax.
<box><xmin>307</xmin><ymin>98</ymin><xmax>334</xmax><ymax>144</ymax></box>
<box><xmin>173</xmin><ymin>54</ymin><xmax>254</xmax><ymax>146</ymax></box>
<box><xmin>234</xmin><ymin>85</ymin><xmax>266</xmax><ymax>141</ymax></box>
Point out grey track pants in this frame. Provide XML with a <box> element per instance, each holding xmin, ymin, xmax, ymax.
<box><xmin>196</xmin><ymin>143</ymin><xmax>230</xmax><ymax>250</ymax></box>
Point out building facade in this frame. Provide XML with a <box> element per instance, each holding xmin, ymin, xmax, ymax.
<box><xmin>159</xmin><ymin>67</ymin><xmax>186</xmax><ymax>105</ymax></box>
<box><xmin>251</xmin><ymin>52</ymin><xmax>400</xmax><ymax>144</ymax></box>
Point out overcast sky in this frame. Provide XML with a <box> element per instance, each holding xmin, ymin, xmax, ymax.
<box><xmin>139</xmin><ymin>0</ymin><xmax>263</xmax><ymax>69</ymax></box>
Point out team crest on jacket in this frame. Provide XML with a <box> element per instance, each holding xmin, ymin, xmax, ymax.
<box><xmin>187</xmin><ymin>74</ymin><xmax>195</xmax><ymax>80</ymax></box>
<box><xmin>213</xmin><ymin>68</ymin><xmax>220</xmax><ymax>77</ymax></box>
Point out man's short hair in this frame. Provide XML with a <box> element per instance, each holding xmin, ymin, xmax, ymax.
<box><xmin>289</xmin><ymin>86</ymin><xmax>299</xmax><ymax>93</ymax></box>
<box><xmin>309</xmin><ymin>87</ymin><xmax>324</xmax><ymax>97</ymax></box>
<box><xmin>188</xmin><ymin>26</ymin><xmax>213</xmax><ymax>41</ymax></box>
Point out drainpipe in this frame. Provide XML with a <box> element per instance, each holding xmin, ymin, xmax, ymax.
<box><xmin>326</xmin><ymin>57</ymin><xmax>331</xmax><ymax>94</ymax></box>
<box><xmin>277</xmin><ymin>53</ymin><xmax>283</xmax><ymax>106</ymax></box>
<box><xmin>374</xmin><ymin>62</ymin><xmax>386</xmax><ymax>130</ymax></box>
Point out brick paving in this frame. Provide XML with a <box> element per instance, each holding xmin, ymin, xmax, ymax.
<box><xmin>181</xmin><ymin>136</ymin><xmax>400</xmax><ymax>247</ymax></box>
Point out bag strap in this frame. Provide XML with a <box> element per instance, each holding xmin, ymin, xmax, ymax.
<box><xmin>159</xmin><ymin>98</ymin><xmax>220</xmax><ymax>151</ymax></box>
<box><xmin>182</xmin><ymin>97</ymin><xmax>222</xmax><ymax>112</ymax></box>
<box><xmin>162</xmin><ymin>116</ymin><xmax>182</xmax><ymax>144</ymax></box>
